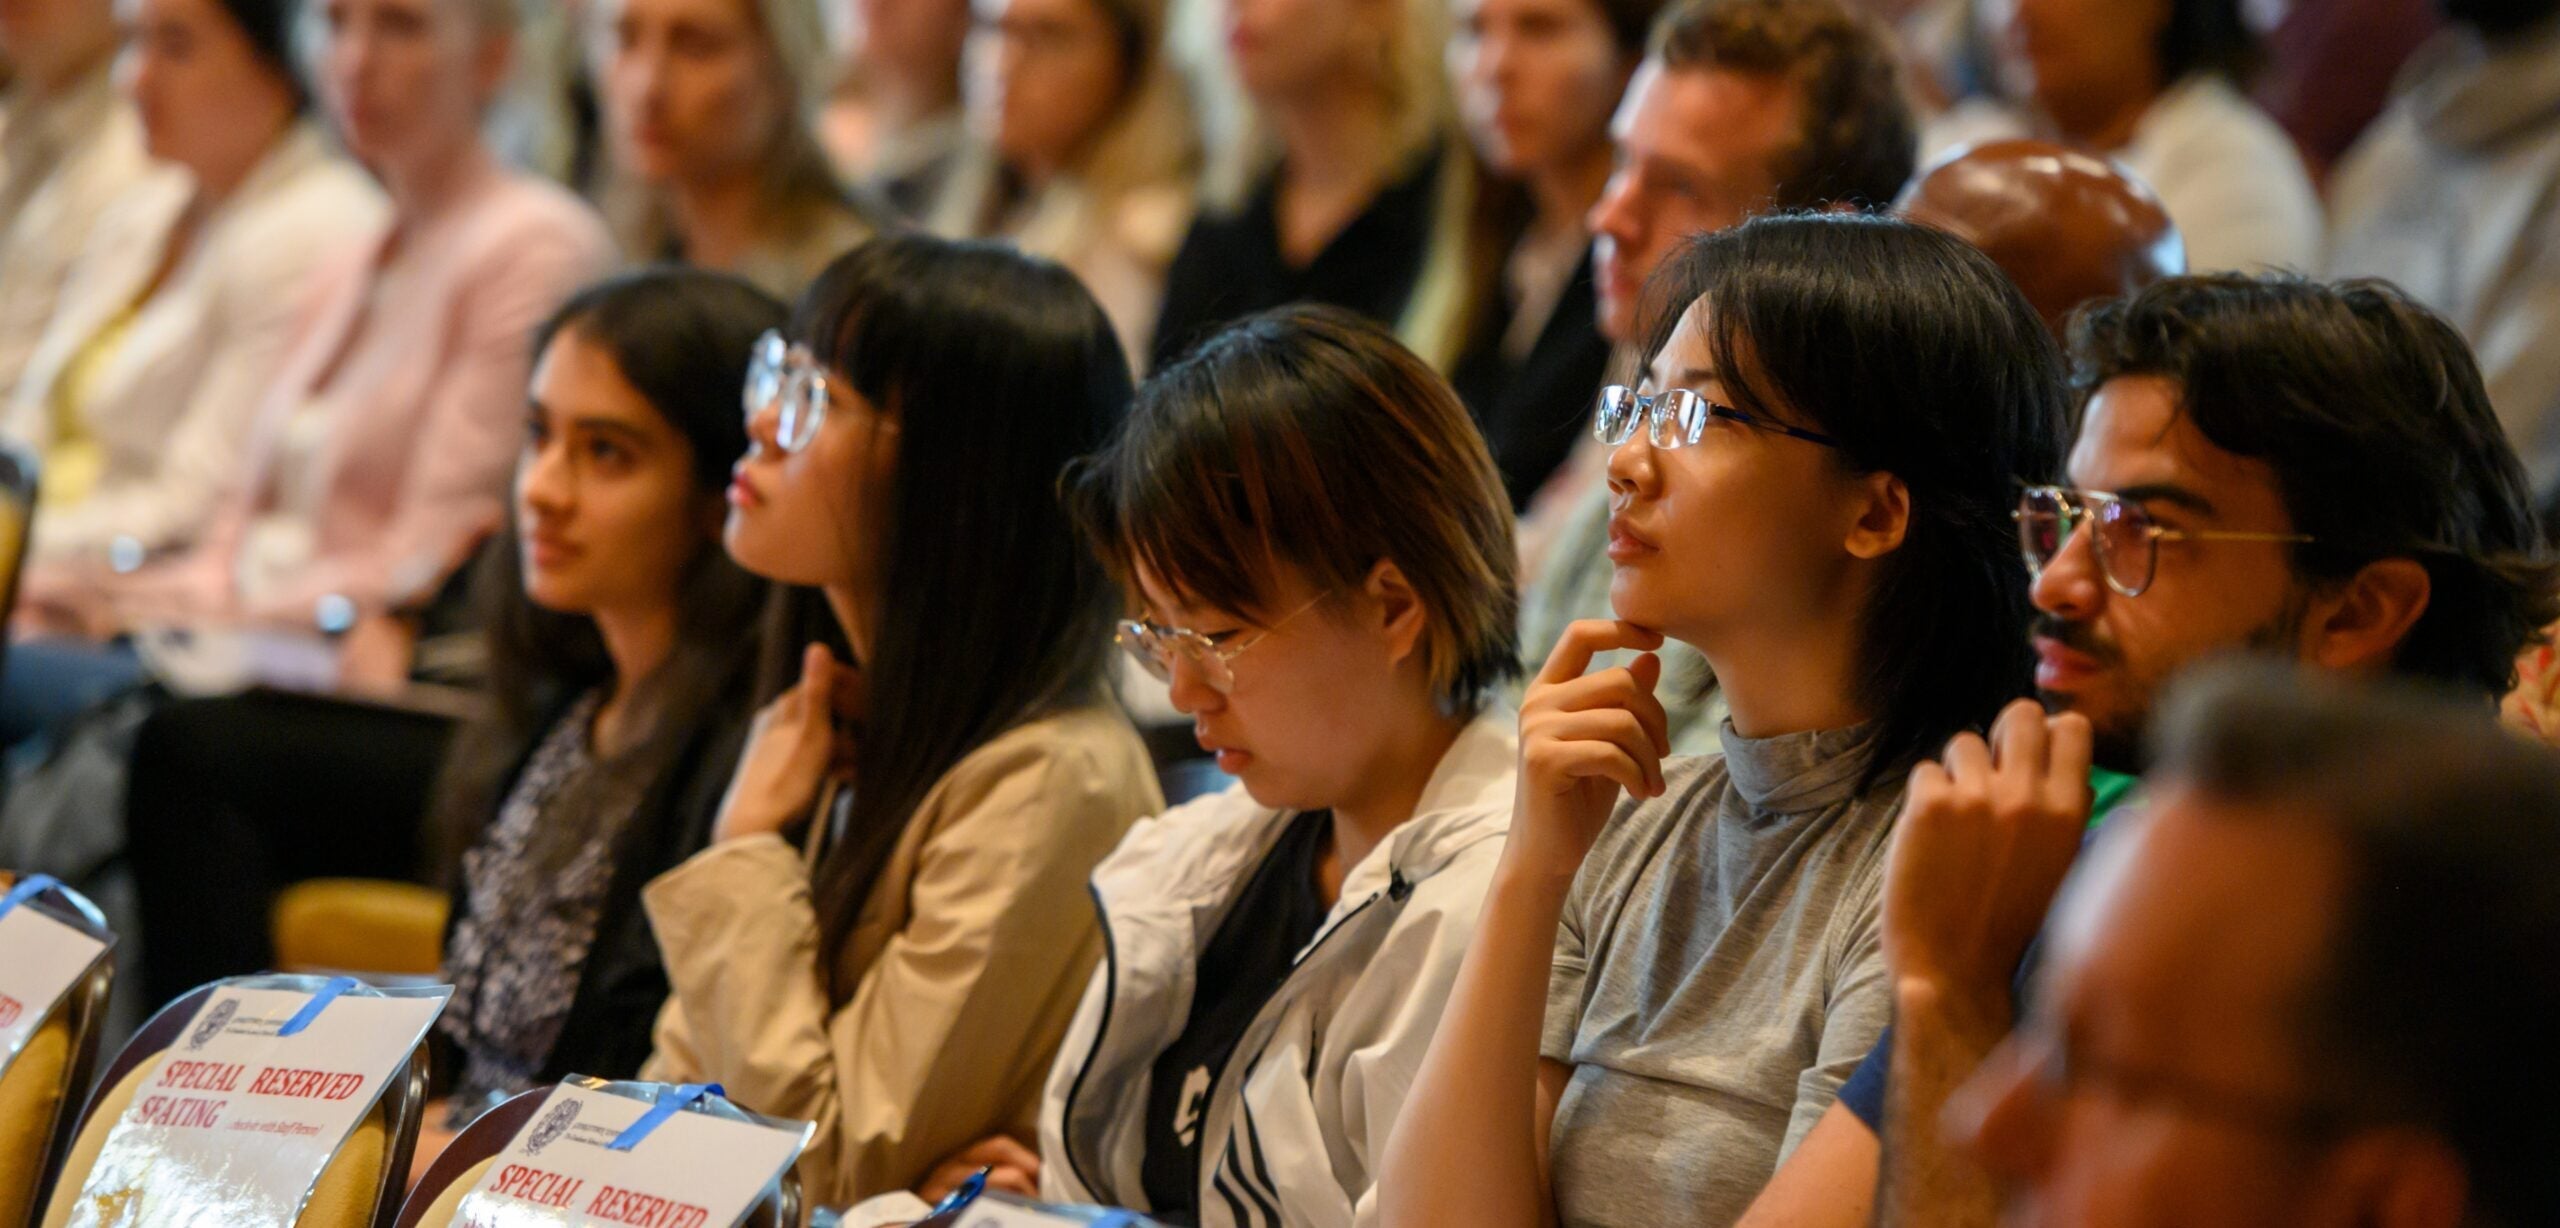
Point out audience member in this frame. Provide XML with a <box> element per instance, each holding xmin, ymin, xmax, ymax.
<box><xmin>1741</xmin><ymin>273</ymin><xmax>2555</xmax><ymax>1228</ymax></box>
<box><xmin>0</xmin><ymin>0</ymin><xmax>386</xmax><ymax>746</ymax></box>
<box><xmin>8</xmin><ymin>0</ymin><xmax>613</xmax><ymax>1033</ymax></box>
<box><xmin>126</xmin><ymin>271</ymin><xmax>780</xmax><ymax>1089</ymax></box>
<box><xmin>1728</xmin><ymin>138</ymin><xmax>2189</xmax><ymax>1228</ymax></box>
<box><xmin>2327</xmin><ymin>0</ymin><xmax>2560</xmax><ymax>500</ymax></box>
<box><xmin>1384</xmin><ymin>212</ymin><xmax>2070</xmax><ymax>1228</ymax></box>
<box><xmin>1145</xmin><ymin>0</ymin><xmax>1477</xmax><ymax>371</ymax></box>
<box><xmin>596</xmin><ymin>0</ymin><xmax>883</xmax><ymax>298</ymax></box>
<box><xmin>425</xmin><ymin>270</ymin><xmax>778</xmax><ymax>1140</ymax></box>
<box><xmin>913</xmin><ymin>306</ymin><xmax>1523</xmax><ymax>1225</ymax></box>
<box><xmin>0</xmin><ymin>0</ymin><xmax>147</xmax><ymax>395</ymax></box>
<box><xmin>34</xmin><ymin>0</ymin><xmax>616</xmax><ymax>678</ymax></box>
<box><xmin>1445</xmin><ymin>0</ymin><xmax>1658</xmax><ymax>508</ymax></box>
<box><xmin>1895</xmin><ymin>138</ymin><xmax>2185</xmax><ymax>336</ymax></box>
<box><xmin>639</xmin><ymin>235</ymin><xmax>1162</xmax><ymax>1205</ymax></box>
<box><xmin>927</xmin><ymin>0</ymin><xmax>1200</xmax><ymax>363</ymax></box>
<box><xmin>1955</xmin><ymin>662</ymin><xmax>2560</xmax><ymax>1228</ymax></box>
<box><xmin>820</xmin><ymin>0</ymin><xmax>971</xmax><ymax>215</ymax></box>
<box><xmin>1515</xmin><ymin>0</ymin><xmax>1917</xmax><ymax>756</ymax></box>
<box><xmin>7</xmin><ymin>0</ymin><xmax>391</xmax><ymax>580</ymax></box>
<box><xmin>1990</xmin><ymin>0</ymin><xmax>2321</xmax><ymax>272</ymax></box>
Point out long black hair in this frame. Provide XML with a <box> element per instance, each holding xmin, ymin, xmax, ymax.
<box><xmin>1639</xmin><ymin>212</ymin><xmax>2071</xmax><ymax>788</ymax></box>
<box><xmin>429</xmin><ymin>267</ymin><xmax>783</xmax><ymax>874</ymax></box>
<box><xmin>784</xmin><ymin>235</ymin><xmax>1128</xmax><ymax>999</ymax></box>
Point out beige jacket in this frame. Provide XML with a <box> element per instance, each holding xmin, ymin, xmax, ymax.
<box><xmin>642</xmin><ymin>705</ymin><xmax>1162</xmax><ymax>1207</ymax></box>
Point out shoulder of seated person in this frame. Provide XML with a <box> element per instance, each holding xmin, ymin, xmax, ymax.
<box><xmin>450</xmin><ymin>178</ymin><xmax>615</xmax><ymax>266</ymax></box>
<box><xmin>930</xmin><ymin>706</ymin><xmax>1151</xmax><ymax>807</ymax></box>
<box><xmin>212</xmin><ymin>168</ymin><xmax>382</xmax><ymax>257</ymax></box>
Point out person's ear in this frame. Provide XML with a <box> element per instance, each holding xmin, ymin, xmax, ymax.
<box><xmin>2304</xmin><ymin>558</ymin><xmax>2430</xmax><ymax>675</ymax></box>
<box><xmin>1364</xmin><ymin>559</ymin><xmax>1430</xmax><ymax>672</ymax></box>
<box><xmin>1842</xmin><ymin>472</ymin><xmax>1911</xmax><ymax>561</ymax></box>
<box><xmin>2309</xmin><ymin>1130</ymin><xmax>2469</xmax><ymax>1228</ymax></box>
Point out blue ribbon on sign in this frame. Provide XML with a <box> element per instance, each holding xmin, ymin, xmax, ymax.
<box><xmin>0</xmin><ymin>873</ymin><xmax>61</xmax><ymax>922</ymax></box>
<box><xmin>607</xmin><ymin>1082</ymin><xmax>725</xmax><ymax>1152</ymax></box>
<box><xmin>277</xmin><ymin>975</ymin><xmax>361</xmax><ymax>1037</ymax></box>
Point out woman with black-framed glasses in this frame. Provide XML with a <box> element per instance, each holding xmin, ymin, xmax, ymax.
<box><xmin>1386</xmin><ymin>212</ymin><xmax>2074</xmax><ymax>1228</ymax></box>
<box><xmin>637</xmin><ymin>234</ymin><xmax>1163</xmax><ymax>1206</ymax></box>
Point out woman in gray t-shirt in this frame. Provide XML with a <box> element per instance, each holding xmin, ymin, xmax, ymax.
<box><xmin>1382</xmin><ymin>214</ymin><xmax>2073</xmax><ymax>1227</ymax></box>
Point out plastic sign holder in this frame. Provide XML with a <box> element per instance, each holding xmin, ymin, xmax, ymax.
<box><xmin>59</xmin><ymin>975</ymin><xmax>449</xmax><ymax>1227</ymax></box>
<box><xmin>0</xmin><ymin>873</ymin><xmax>114</xmax><ymax>1078</ymax></box>
<box><xmin>452</xmin><ymin>1077</ymin><xmax>814</xmax><ymax>1228</ymax></box>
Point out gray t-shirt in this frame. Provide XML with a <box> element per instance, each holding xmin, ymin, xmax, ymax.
<box><xmin>1541</xmin><ymin>721</ymin><xmax>1899</xmax><ymax>1227</ymax></box>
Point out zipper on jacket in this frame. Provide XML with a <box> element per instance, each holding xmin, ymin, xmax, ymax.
<box><xmin>1195</xmin><ymin>884</ymin><xmax>1395</xmax><ymax>1215</ymax></box>
<box><xmin>1059</xmin><ymin>881</ymin><xmax>1121</xmax><ymax>1200</ymax></box>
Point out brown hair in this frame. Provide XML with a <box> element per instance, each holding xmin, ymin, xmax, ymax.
<box><xmin>1065</xmin><ymin>306</ymin><xmax>1522</xmax><ymax>715</ymax></box>
<box><xmin>1652</xmin><ymin>0</ymin><xmax>1917</xmax><ymax>210</ymax></box>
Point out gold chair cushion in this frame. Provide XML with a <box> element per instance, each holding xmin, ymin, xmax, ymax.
<box><xmin>271</xmin><ymin>880</ymin><xmax>449</xmax><ymax>977</ymax></box>
<box><xmin>414</xmin><ymin>1156</ymin><xmax>498</xmax><ymax>1227</ymax></box>
<box><xmin>39</xmin><ymin>1052</ymin><xmax>154</xmax><ymax>1228</ymax></box>
<box><xmin>0</xmin><ymin>1021</ymin><xmax>70</xmax><ymax>1224</ymax></box>
<box><xmin>296</xmin><ymin>1108</ymin><xmax>387</xmax><ymax>1228</ymax></box>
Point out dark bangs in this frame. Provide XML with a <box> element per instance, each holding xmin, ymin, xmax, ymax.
<box><xmin>787</xmin><ymin>236</ymin><xmax>1131</xmax><ymax>999</ymax></box>
<box><xmin>1065</xmin><ymin>306</ymin><xmax>1522</xmax><ymax>714</ymax></box>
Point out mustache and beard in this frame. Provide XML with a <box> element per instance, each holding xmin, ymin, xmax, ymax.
<box><xmin>2030</xmin><ymin>586</ymin><xmax>2315</xmax><ymax>771</ymax></box>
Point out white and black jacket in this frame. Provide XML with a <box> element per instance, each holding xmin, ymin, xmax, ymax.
<box><xmin>1039</xmin><ymin>711</ymin><xmax>1517</xmax><ymax>1228</ymax></box>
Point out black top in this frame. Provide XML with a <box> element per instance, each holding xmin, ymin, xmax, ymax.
<box><xmin>436</xmin><ymin>654</ymin><xmax>757</xmax><ymax>1106</ymax></box>
<box><xmin>1448</xmin><ymin>247</ymin><xmax>1612</xmax><ymax>509</ymax></box>
<box><xmin>1140</xmin><ymin>809</ymin><xmax>1336</xmax><ymax>1223</ymax></box>
<box><xmin>1148</xmin><ymin>146</ymin><xmax>1449</xmax><ymax>372</ymax></box>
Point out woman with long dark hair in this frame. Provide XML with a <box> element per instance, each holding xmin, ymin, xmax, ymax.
<box><xmin>428</xmin><ymin>269</ymin><xmax>781</xmax><ymax>1123</ymax></box>
<box><xmin>640</xmin><ymin>234</ymin><xmax>1162</xmax><ymax>1205</ymax></box>
<box><xmin>122</xmin><ymin>267</ymin><xmax>780</xmax><ymax>1083</ymax></box>
<box><xmin>1384</xmin><ymin>213</ymin><xmax>2072</xmax><ymax>1227</ymax></box>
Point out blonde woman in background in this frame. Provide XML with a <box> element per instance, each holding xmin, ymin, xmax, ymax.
<box><xmin>594</xmin><ymin>0</ymin><xmax>885</xmax><ymax>297</ymax></box>
<box><xmin>10</xmin><ymin>0</ymin><xmax>616</xmax><ymax>697</ymax></box>
<box><xmin>1145</xmin><ymin>0</ymin><xmax>1479</xmax><ymax>372</ymax></box>
<box><xmin>930</xmin><ymin>0</ymin><xmax>1199</xmax><ymax>363</ymax></box>
<box><xmin>0</xmin><ymin>0</ymin><xmax>383</xmax><ymax>746</ymax></box>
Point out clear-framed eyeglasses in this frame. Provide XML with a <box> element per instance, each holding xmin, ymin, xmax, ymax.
<box><xmin>1115</xmin><ymin>593</ymin><xmax>1329</xmax><ymax>694</ymax></box>
<box><xmin>743</xmin><ymin>329</ymin><xmax>829</xmax><ymax>454</ymax></box>
<box><xmin>2014</xmin><ymin>485</ymin><xmax>2314</xmax><ymax>598</ymax></box>
<box><xmin>1592</xmin><ymin>383</ymin><xmax>1842</xmax><ymax>450</ymax></box>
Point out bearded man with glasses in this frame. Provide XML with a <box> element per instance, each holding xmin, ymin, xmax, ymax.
<box><xmin>1738</xmin><ymin>272</ymin><xmax>2558</xmax><ymax>1228</ymax></box>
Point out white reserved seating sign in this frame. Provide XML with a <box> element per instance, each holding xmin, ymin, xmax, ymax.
<box><xmin>61</xmin><ymin>981</ymin><xmax>448</xmax><ymax>1227</ymax></box>
<box><xmin>453</xmin><ymin>1082</ymin><xmax>812</xmax><ymax>1228</ymax></box>
<box><xmin>0</xmin><ymin>893</ymin><xmax>111</xmax><ymax>1075</ymax></box>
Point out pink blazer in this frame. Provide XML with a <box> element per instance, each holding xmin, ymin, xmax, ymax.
<box><xmin>145</xmin><ymin>156</ymin><xmax>616</xmax><ymax>627</ymax></box>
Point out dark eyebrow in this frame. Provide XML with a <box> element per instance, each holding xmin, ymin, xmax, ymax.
<box><xmin>1664</xmin><ymin>364</ymin><xmax>1719</xmax><ymax>389</ymax></box>
<box><xmin>568</xmin><ymin>417</ymin><xmax>653</xmax><ymax>443</ymax></box>
<box><xmin>2109</xmin><ymin>483</ymin><xmax>2219</xmax><ymax>518</ymax></box>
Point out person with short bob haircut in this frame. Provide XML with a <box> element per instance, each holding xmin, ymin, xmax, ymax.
<box><xmin>1386</xmin><ymin>212</ymin><xmax>2072</xmax><ymax>1227</ymax></box>
<box><xmin>921</xmin><ymin>305</ymin><xmax>1522</xmax><ymax>1226</ymax></box>
<box><xmin>640</xmin><ymin>234</ymin><xmax>1162</xmax><ymax>1205</ymax></box>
